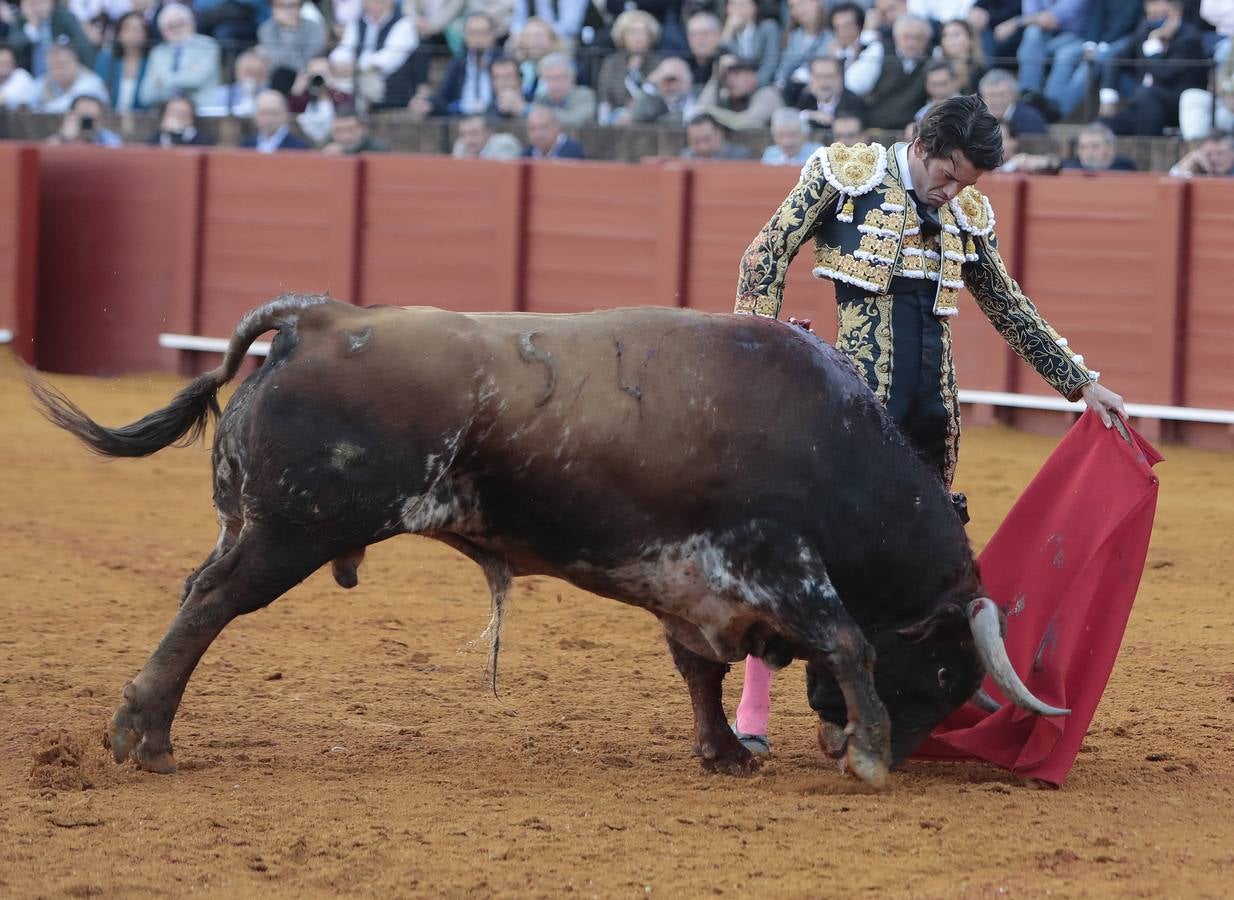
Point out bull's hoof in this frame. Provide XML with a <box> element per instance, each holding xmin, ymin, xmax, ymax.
<box><xmin>106</xmin><ymin>684</ymin><xmax>177</xmax><ymax>774</ymax></box>
<box><xmin>695</xmin><ymin>736</ymin><xmax>760</xmax><ymax>775</ymax></box>
<box><xmin>845</xmin><ymin>743</ymin><xmax>888</xmax><ymax>788</ymax></box>
<box><xmin>818</xmin><ymin>721</ymin><xmax>848</xmax><ymax>759</ymax></box>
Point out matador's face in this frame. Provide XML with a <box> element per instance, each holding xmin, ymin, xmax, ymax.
<box><xmin>909</xmin><ymin>140</ymin><xmax>985</xmax><ymax>210</ymax></box>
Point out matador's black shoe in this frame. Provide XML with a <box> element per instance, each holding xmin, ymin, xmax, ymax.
<box><xmin>950</xmin><ymin>492</ymin><xmax>970</xmax><ymax>525</ymax></box>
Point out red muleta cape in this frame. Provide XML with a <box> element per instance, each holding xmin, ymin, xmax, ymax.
<box><xmin>914</xmin><ymin>411</ymin><xmax>1163</xmax><ymax>786</ymax></box>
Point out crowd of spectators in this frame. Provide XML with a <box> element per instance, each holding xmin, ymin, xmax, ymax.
<box><xmin>1</xmin><ymin>0</ymin><xmax>1233</xmax><ymax>176</ymax></box>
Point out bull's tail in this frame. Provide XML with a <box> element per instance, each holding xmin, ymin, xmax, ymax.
<box><xmin>27</xmin><ymin>293</ymin><xmax>333</xmax><ymax>459</ymax></box>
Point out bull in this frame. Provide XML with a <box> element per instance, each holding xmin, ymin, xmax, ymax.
<box><xmin>29</xmin><ymin>295</ymin><xmax>1066</xmax><ymax>787</ymax></box>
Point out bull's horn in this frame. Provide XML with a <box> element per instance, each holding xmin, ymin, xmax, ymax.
<box><xmin>970</xmin><ymin>687</ymin><xmax>1003</xmax><ymax>713</ymax></box>
<box><xmin>968</xmin><ymin>598</ymin><xmax>1070</xmax><ymax>717</ymax></box>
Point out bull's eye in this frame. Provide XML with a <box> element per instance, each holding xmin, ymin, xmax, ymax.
<box><xmin>937</xmin><ymin>666</ymin><xmax>951</xmax><ymax>688</ymax></box>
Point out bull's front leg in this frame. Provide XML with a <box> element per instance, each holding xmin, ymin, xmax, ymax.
<box><xmin>663</xmin><ymin>631</ymin><xmax>758</xmax><ymax>775</ymax></box>
<box><xmin>795</xmin><ymin>590</ymin><xmax>892</xmax><ymax>788</ymax></box>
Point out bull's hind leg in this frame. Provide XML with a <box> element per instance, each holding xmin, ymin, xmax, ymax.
<box><xmin>109</xmin><ymin>532</ymin><xmax>330</xmax><ymax>773</ymax></box>
<box><xmin>664</xmin><ymin>632</ymin><xmax>758</xmax><ymax>775</ymax></box>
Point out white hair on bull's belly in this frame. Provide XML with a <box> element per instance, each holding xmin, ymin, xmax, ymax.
<box><xmin>569</xmin><ymin>532</ymin><xmax>820</xmax><ymax>660</ymax></box>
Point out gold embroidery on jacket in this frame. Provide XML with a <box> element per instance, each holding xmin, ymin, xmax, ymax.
<box><xmin>939</xmin><ymin>318</ymin><xmax>960</xmax><ymax>487</ymax></box>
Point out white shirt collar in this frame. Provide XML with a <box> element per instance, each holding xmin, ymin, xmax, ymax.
<box><xmin>895</xmin><ymin>141</ymin><xmax>914</xmax><ymax>191</ymax></box>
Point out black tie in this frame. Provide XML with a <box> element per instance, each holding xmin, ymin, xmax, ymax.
<box><xmin>909</xmin><ymin>189</ymin><xmax>942</xmax><ymax>238</ymax></box>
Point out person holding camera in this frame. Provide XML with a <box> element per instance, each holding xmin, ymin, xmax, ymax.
<box><xmin>46</xmin><ymin>93</ymin><xmax>122</xmax><ymax>146</ymax></box>
<box><xmin>147</xmin><ymin>95</ymin><xmax>213</xmax><ymax>147</ymax></box>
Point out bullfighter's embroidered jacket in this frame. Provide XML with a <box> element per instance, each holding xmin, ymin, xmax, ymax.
<box><xmin>735</xmin><ymin>141</ymin><xmax>1097</xmax><ymax>402</ymax></box>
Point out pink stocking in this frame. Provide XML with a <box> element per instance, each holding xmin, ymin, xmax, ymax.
<box><xmin>734</xmin><ymin>655</ymin><xmax>773</xmax><ymax>736</ymax></box>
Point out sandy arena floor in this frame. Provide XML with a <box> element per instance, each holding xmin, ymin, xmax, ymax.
<box><xmin>1</xmin><ymin>350</ymin><xmax>1232</xmax><ymax>899</ymax></box>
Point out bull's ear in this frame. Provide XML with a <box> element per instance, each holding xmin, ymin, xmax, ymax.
<box><xmin>897</xmin><ymin>604</ymin><xmax>968</xmax><ymax>643</ymax></box>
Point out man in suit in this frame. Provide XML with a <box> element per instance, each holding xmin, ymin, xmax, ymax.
<box><xmin>794</xmin><ymin>56</ymin><xmax>867</xmax><ymax>132</ymax></box>
<box><xmin>419</xmin><ymin>12</ymin><xmax>499</xmax><ymax>117</ymax></box>
<box><xmin>242</xmin><ymin>89</ymin><xmax>311</xmax><ymax>152</ymax></box>
<box><xmin>6</xmin><ymin>0</ymin><xmax>96</xmax><ymax>76</ymax></box>
<box><xmin>979</xmin><ymin>67</ymin><xmax>1050</xmax><ymax>135</ymax></box>
<box><xmin>1100</xmin><ymin>0</ymin><xmax>1208</xmax><ymax>135</ymax></box>
<box><xmin>914</xmin><ymin>59</ymin><xmax>963</xmax><ymax>121</ymax></box>
<box><xmin>862</xmin><ymin>14</ymin><xmax>932</xmax><ymax>131</ymax></box>
<box><xmin>523</xmin><ymin>103</ymin><xmax>585</xmax><ymax>159</ymax></box>
<box><xmin>679</xmin><ymin>110</ymin><xmax>753</xmax><ymax>159</ymax></box>
<box><xmin>138</xmin><ymin>4</ymin><xmax>222</xmax><ymax>108</ymax></box>
<box><xmin>1061</xmin><ymin>122</ymin><xmax>1138</xmax><ymax>170</ymax></box>
<box><xmin>327</xmin><ymin>0</ymin><xmax>422</xmax><ymax>108</ymax></box>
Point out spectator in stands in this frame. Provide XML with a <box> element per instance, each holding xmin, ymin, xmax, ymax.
<box><xmin>794</xmin><ymin>55</ymin><xmax>866</xmax><ymax>130</ymax></box>
<box><xmin>148</xmin><ymin>94</ymin><xmax>213</xmax><ymax>145</ymax></box>
<box><xmin>1169</xmin><ymin>128</ymin><xmax>1234</xmax><ymax>175</ymax></box>
<box><xmin>1041</xmin><ymin>0</ymin><xmax>1140</xmax><ymax>119</ymax></box>
<box><xmin>969</xmin><ymin>0</ymin><xmax>1022</xmax><ymax>61</ymax></box>
<box><xmin>536</xmin><ymin>51</ymin><xmax>596</xmax><ymax>126</ymax></box>
<box><xmin>909</xmin><ymin>1</ymin><xmax>979</xmax><ymax>29</ymax></box>
<box><xmin>997</xmin><ymin>118</ymin><xmax>1061</xmax><ymax>172</ymax></box>
<box><xmin>1100</xmin><ymin>0</ymin><xmax>1208</xmax><ymax>135</ymax></box>
<box><xmin>595</xmin><ymin>10</ymin><xmax>661</xmax><ymax>125</ymax></box>
<box><xmin>258</xmin><ymin>0</ymin><xmax>328</xmax><ymax>88</ymax></box>
<box><xmin>776</xmin><ymin>0</ymin><xmax>833</xmax><ymax>104</ymax></box>
<box><xmin>828</xmin><ymin>2</ymin><xmax>881</xmax><ymax>97</ymax></box>
<box><xmin>915</xmin><ymin>58</ymin><xmax>961</xmax><ymax>119</ymax></box>
<box><xmin>1180</xmin><ymin>51</ymin><xmax>1233</xmax><ymax>138</ymax></box>
<box><xmin>139</xmin><ymin>5</ymin><xmax>221</xmax><ymax>107</ymax></box>
<box><xmin>7</xmin><ymin>0</ymin><xmax>96</xmax><ymax>77</ymax></box>
<box><xmin>523</xmin><ymin>102</ymin><xmax>585</xmax><ymax>157</ymax></box>
<box><xmin>46</xmin><ymin>92</ymin><xmax>121</xmax><ymax>144</ymax></box>
<box><xmin>452</xmin><ymin>111</ymin><xmax>523</xmax><ymax>156</ymax></box>
<box><xmin>328</xmin><ymin>0</ymin><xmax>423</xmax><ymax>108</ymax></box>
<box><xmin>1202</xmin><ymin>0</ymin><xmax>1234</xmax><ymax>62</ymax></box>
<box><xmin>194</xmin><ymin>0</ymin><xmax>266</xmax><ymax>46</ymax></box>
<box><xmin>936</xmin><ymin>17</ymin><xmax>986</xmax><ymax>93</ymax></box>
<box><xmin>1009</xmin><ymin>1</ymin><xmax>1088</xmax><ymax>97</ymax></box>
<box><xmin>863</xmin><ymin>0</ymin><xmax>909</xmax><ymax>42</ymax></box>
<box><xmin>510</xmin><ymin>0</ymin><xmax>589</xmax><ymax>46</ymax></box>
<box><xmin>509</xmin><ymin>15</ymin><xmax>558</xmax><ymax>99</ymax></box>
<box><xmin>831</xmin><ymin>109</ymin><xmax>868</xmax><ymax>144</ymax></box>
<box><xmin>93</xmin><ymin>12</ymin><xmax>150</xmax><ymax>113</ymax></box>
<box><xmin>31</xmin><ymin>43</ymin><xmax>109</xmax><ymax>112</ymax></box>
<box><xmin>980</xmin><ymin>67</ymin><xmax>1050</xmax><ymax>133</ymax></box>
<box><xmin>861</xmin><ymin>13</ymin><xmax>932</xmax><ymax>130</ymax></box>
<box><xmin>242</xmin><ymin>88</ymin><xmax>311</xmax><ymax>150</ymax></box>
<box><xmin>761</xmin><ymin>105</ymin><xmax>821</xmax><ymax>164</ymax></box>
<box><xmin>719</xmin><ymin>0</ymin><xmax>778</xmax><ymax>87</ymax></box>
<box><xmin>695</xmin><ymin>54</ymin><xmax>781</xmax><ymax>129</ymax></box>
<box><xmin>321</xmin><ymin>104</ymin><xmax>389</xmax><ymax>152</ymax></box>
<box><xmin>0</xmin><ymin>43</ymin><xmax>37</xmax><ymax>108</ymax></box>
<box><xmin>64</xmin><ymin>0</ymin><xmax>129</xmax><ymax>50</ymax></box>
<box><xmin>680</xmin><ymin>109</ymin><xmax>751</xmax><ymax>158</ymax></box>
<box><xmin>414</xmin><ymin>12</ymin><xmax>499</xmax><ymax>116</ymax></box>
<box><xmin>289</xmin><ymin>56</ymin><xmax>356</xmax><ymax>143</ymax></box>
<box><xmin>631</xmin><ymin>55</ymin><xmax>695</xmax><ymax>124</ymax></box>
<box><xmin>684</xmin><ymin>11</ymin><xmax>724</xmax><ymax>91</ymax></box>
<box><xmin>487</xmin><ymin>55</ymin><xmax>527</xmax><ymax>117</ymax></box>
<box><xmin>1061</xmin><ymin>120</ymin><xmax>1137</xmax><ymax>169</ymax></box>
<box><xmin>197</xmin><ymin>47</ymin><xmax>268</xmax><ymax>116</ymax></box>
<box><xmin>409</xmin><ymin>0</ymin><xmax>469</xmax><ymax>50</ymax></box>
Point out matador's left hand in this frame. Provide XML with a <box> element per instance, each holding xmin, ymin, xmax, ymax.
<box><xmin>1081</xmin><ymin>382</ymin><xmax>1128</xmax><ymax>428</ymax></box>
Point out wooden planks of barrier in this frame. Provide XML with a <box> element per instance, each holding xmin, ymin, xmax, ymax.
<box><xmin>0</xmin><ymin>143</ymin><xmax>38</xmax><ymax>364</ymax></box>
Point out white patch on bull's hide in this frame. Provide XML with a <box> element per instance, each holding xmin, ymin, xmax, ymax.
<box><xmin>400</xmin><ymin>476</ymin><xmax>484</xmax><ymax>535</ymax></box>
<box><xmin>329</xmin><ymin>441</ymin><xmax>365</xmax><ymax>470</ymax></box>
<box><xmin>571</xmin><ymin>533</ymin><xmax>810</xmax><ymax>660</ymax></box>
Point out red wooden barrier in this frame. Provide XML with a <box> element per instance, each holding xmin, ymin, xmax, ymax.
<box><xmin>1180</xmin><ymin>178</ymin><xmax>1234</xmax><ymax>447</ymax></box>
<box><xmin>0</xmin><ymin>143</ymin><xmax>38</xmax><ymax>364</ymax></box>
<box><xmin>35</xmin><ymin>147</ymin><xmax>201</xmax><ymax>375</ymax></box>
<box><xmin>683</xmin><ymin>162</ymin><xmax>837</xmax><ymax>341</ymax></box>
<box><xmin>359</xmin><ymin>154</ymin><xmax>523</xmax><ymax>312</ymax></box>
<box><xmin>197</xmin><ymin>151</ymin><xmax>359</xmax><ymax>338</ymax></box>
<box><xmin>522</xmin><ymin>161</ymin><xmax>687</xmax><ymax>313</ymax></box>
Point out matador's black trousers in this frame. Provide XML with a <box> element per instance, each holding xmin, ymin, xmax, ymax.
<box><xmin>834</xmin><ymin>283</ymin><xmax>961</xmax><ymax>490</ymax></box>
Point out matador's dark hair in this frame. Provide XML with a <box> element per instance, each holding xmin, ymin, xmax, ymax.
<box><xmin>917</xmin><ymin>95</ymin><xmax>1004</xmax><ymax>171</ymax></box>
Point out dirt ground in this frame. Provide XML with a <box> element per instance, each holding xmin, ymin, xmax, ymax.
<box><xmin>1</xmin><ymin>350</ymin><xmax>1232</xmax><ymax>900</ymax></box>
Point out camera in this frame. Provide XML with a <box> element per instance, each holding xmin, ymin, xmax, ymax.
<box><xmin>79</xmin><ymin>115</ymin><xmax>95</xmax><ymax>132</ymax></box>
<box><xmin>308</xmin><ymin>74</ymin><xmax>327</xmax><ymax>93</ymax></box>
